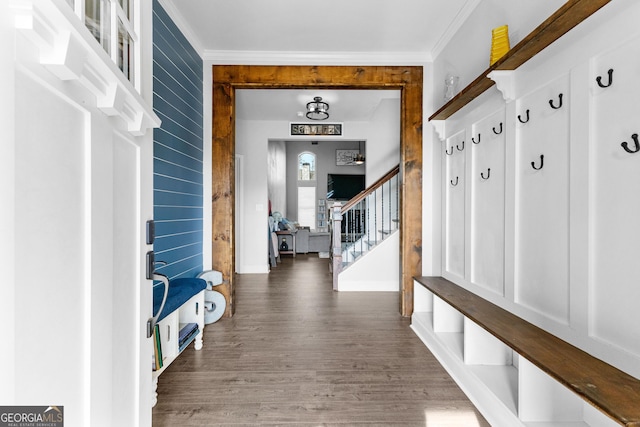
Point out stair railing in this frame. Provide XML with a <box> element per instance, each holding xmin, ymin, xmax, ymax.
<box><xmin>330</xmin><ymin>165</ymin><xmax>400</xmax><ymax>290</ymax></box>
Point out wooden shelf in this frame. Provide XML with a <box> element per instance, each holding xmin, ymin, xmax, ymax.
<box><xmin>414</xmin><ymin>276</ymin><xmax>640</xmax><ymax>427</ymax></box>
<box><xmin>429</xmin><ymin>0</ymin><xmax>611</xmax><ymax>121</ymax></box>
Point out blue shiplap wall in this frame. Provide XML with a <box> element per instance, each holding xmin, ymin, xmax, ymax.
<box><xmin>152</xmin><ymin>0</ymin><xmax>204</xmax><ymax>280</ymax></box>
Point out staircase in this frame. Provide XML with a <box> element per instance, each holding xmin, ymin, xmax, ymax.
<box><xmin>329</xmin><ymin>165</ymin><xmax>400</xmax><ymax>290</ymax></box>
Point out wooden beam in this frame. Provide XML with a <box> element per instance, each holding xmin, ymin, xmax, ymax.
<box><xmin>429</xmin><ymin>0</ymin><xmax>611</xmax><ymax>121</ymax></box>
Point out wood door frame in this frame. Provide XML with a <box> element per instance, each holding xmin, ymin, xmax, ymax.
<box><xmin>212</xmin><ymin>65</ymin><xmax>422</xmax><ymax>317</ymax></box>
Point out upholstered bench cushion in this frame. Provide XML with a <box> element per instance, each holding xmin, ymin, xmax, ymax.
<box><xmin>153</xmin><ymin>277</ymin><xmax>207</xmax><ymax>321</ymax></box>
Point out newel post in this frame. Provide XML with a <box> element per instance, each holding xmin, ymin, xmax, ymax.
<box><xmin>331</xmin><ymin>202</ymin><xmax>343</xmax><ymax>291</ymax></box>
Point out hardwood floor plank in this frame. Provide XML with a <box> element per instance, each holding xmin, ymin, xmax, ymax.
<box><xmin>153</xmin><ymin>255</ymin><xmax>489</xmax><ymax>426</ymax></box>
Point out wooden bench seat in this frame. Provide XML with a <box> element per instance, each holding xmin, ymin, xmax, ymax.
<box><xmin>414</xmin><ymin>276</ymin><xmax>640</xmax><ymax>427</ymax></box>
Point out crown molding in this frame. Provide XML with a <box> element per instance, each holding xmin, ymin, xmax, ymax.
<box><xmin>431</xmin><ymin>0</ymin><xmax>482</xmax><ymax>61</ymax></box>
<box><xmin>156</xmin><ymin>0</ymin><xmax>204</xmax><ymax>56</ymax></box>
<box><xmin>202</xmin><ymin>50</ymin><xmax>431</xmax><ymax>66</ymax></box>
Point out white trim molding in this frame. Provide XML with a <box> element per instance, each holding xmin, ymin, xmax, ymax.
<box><xmin>431</xmin><ymin>0</ymin><xmax>483</xmax><ymax>61</ymax></box>
<box><xmin>203</xmin><ymin>50</ymin><xmax>431</xmax><ymax>66</ymax></box>
<box><xmin>432</xmin><ymin>120</ymin><xmax>446</xmax><ymax>141</ymax></box>
<box><xmin>12</xmin><ymin>0</ymin><xmax>160</xmax><ymax>136</ymax></box>
<box><xmin>488</xmin><ymin>70</ymin><xmax>516</xmax><ymax>102</ymax></box>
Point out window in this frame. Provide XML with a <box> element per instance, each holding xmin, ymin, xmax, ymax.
<box><xmin>297</xmin><ymin>187</ymin><xmax>316</xmax><ymax>229</ymax></box>
<box><xmin>70</xmin><ymin>0</ymin><xmax>137</xmax><ymax>82</ymax></box>
<box><xmin>298</xmin><ymin>152</ymin><xmax>316</xmax><ymax>181</ymax></box>
<box><xmin>297</xmin><ymin>152</ymin><xmax>317</xmax><ymax>229</ymax></box>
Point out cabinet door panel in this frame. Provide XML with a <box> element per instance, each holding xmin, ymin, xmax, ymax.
<box><xmin>515</xmin><ymin>75</ymin><xmax>570</xmax><ymax>322</ymax></box>
<box><xmin>470</xmin><ymin>108</ymin><xmax>505</xmax><ymax>295</ymax></box>
<box><xmin>589</xmin><ymin>37</ymin><xmax>640</xmax><ymax>356</ymax></box>
<box><xmin>445</xmin><ymin>130</ymin><xmax>466</xmax><ymax>278</ymax></box>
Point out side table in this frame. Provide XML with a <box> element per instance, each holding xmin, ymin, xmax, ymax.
<box><xmin>275</xmin><ymin>230</ymin><xmax>296</xmax><ymax>257</ymax></box>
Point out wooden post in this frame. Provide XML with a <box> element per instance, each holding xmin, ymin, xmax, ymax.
<box><xmin>331</xmin><ymin>202</ymin><xmax>343</xmax><ymax>291</ymax></box>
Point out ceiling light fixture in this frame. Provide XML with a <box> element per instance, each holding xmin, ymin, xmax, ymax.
<box><xmin>306</xmin><ymin>96</ymin><xmax>329</xmax><ymax>120</ymax></box>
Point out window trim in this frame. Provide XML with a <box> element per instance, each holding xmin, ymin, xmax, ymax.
<box><xmin>12</xmin><ymin>0</ymin><xmax>160</xmax><ymax>135</ymax></box>
<box><xmin>297</xmin><ymin>151</ymin><xmax>317</xmax><ymax>182</ymax></box>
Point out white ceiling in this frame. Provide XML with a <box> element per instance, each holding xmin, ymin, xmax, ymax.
<box><xmin>236</xmin><ymin>89</ymin><xmax>400</xmax><ymax>122</ymax></box>
<box><xmin>159</xmin><ymin>0</ymin><xmax>477</xmax><ymax>121</ymax></box>
<box><xmin>160</xmin><ymin>0</ymin><xmax>474</xmax><ymax>58</ymax></box>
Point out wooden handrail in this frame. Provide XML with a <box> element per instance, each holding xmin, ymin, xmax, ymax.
<box><xmin>341</xmin><ymin>165</ymin><xmax>400</xmax><ymax>212</ymax></box>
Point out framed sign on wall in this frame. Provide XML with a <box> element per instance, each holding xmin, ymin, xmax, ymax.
<box><xmin>290</xmin><ymin>123</ymin><xmax>342</xmax><ymax>136</ymax></box>
<box><xmin>336</xmin><ymin>149</ymin><xmax>360</xmax><ymax>166</ymax></box>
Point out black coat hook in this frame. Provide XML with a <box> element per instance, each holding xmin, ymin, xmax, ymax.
<box><xmin>531</xmin><ymin>154</ymin><xmax>544</xmax><ymax>170</ymax></box>
<box><xmin>472</xmin><ymin>134</ymin><xmax>481</xmax><ymax>144</ymax></box>
<box><xmin>492</xmin><ymin>123</ymin><xmax>503</xmax><ymax>135</ymax></box>
<box><xmin>518</xmin><ymin>109</ymin><xmax>530</xmax><ymax>123</ymax></box>
<box><xmin>480</xmin><ymin>168</ymin><xmax>491</xmax><ymax>180</ymax></box>
<box><xmin>621</xmin><ymin>133</ymin><xmax>640</xmax><ymax>154</ymax></box>
<box><xmin>456</xmin><ymin>141</ymin><xmax>465</xmax><ymax>151</ymax></box>
<box><xmin>450</xmin><ymin>176</ymin><xmax>459</xmax><ymax>186</ymax></box>
<box><xmin>445</xmin><ymin>146</ymin><xmax>453</xmax><ymax>155</ymax></box>
<box><xmin>549</xmin><ymin>93</ymin><xmax>563</xmax><ymax>109</ymax></box>
<box><xmin>596</xmin><ymin>69</ymin><xmax>614</xmax><ymax>88</ymax></box>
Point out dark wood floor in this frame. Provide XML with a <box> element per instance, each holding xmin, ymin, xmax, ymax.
<box><xmin>152</xmin><ymin>255</ymin><xmax>490</xmax><ymax>426</ymax></box>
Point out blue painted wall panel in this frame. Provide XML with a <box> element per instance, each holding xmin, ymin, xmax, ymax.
<box><xmin>153</xmin><ymin>135</ymin><xmax>203</xmax><ymax>169</ymax></box>
<box><xmin>153</xmin><ymin>95</ymin><xmax>202</xmax><ymax>138</ymax></box>
<box><xmin>154</xmin><ymin>158</ymin><xmax>202</xmax><ymax>184</ymax></box>
<box><xmin>154</xmin><ymin>206</ymin><xmax>204</xmax><ymax>223</ymax></box>
<box><xmin>154</xmin><ymin>175</ymin><xmax>202</xmax><ymax>196</ymax></box>
<box><xmin>154</xmin><ymin>190</ymin><xmax>202</xmax><ymax>208</ymax></box>
<box><xmin>153</xmin><ymin>0</ymin><xmax>203</xmax><ymax>282</ymax></box>
<box><xmin>154</xmin><ymin>219</ymin><xmax>202</xmax><ymax>237</ymax></box>
<box><xmin>153</xmin><ymin>75</ymin><xmax>202</xmax><ymax>122</ymax></box>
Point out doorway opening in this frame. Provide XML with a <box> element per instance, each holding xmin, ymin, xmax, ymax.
<box><xmin>211</xmin><ymin>65</ymin><xmax>423</xmax><ymax>318</ymax></box>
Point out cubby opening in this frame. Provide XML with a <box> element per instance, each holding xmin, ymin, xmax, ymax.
<box><xmin>518</xmin><ymin>357</ymin><xmax>618</xmax><ymax>427</ymax></box>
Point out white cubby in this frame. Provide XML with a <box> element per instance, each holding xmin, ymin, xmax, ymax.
<box><xmin>464</xmin><ymin>319</ymin><xmax>512</xmax><ymax>365</ymax></box>
<box><xmin>518</xmin><ymin>357</ymin><xmax>618</xmax><ymax>427</ymax></box>
<box><xmin>413</xmin><ymin>280</ymin><xmax>433</xmax><ymax>313</ymax></box>
<box><xmin>433</xmin><ymin>295</ymin><xmax>464</xmax><ymax>360</ymax></box>
<box><xmin>152</xmin><ymin>290</ymin><xmax>205</xmax><ymax>406</ymax></box>
<box><xmin>464</xmin><ymin>319</ymin><xmax>519</xmax><ymax>418</ymax></box>
<box><xmin>412</xmin><ymin>281</ymin><xmax>623</xmax><ymax>427</ymax></box>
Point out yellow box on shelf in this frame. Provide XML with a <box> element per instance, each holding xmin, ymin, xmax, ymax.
<box><xmin>490</xmin><ymin>25</ymin><xmax>510</xmax><ymax>65</ymax></box>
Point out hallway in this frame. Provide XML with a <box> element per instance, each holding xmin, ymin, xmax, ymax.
<box><xmin>152</xmin><ymin>255</ymin><xmax>490</xmax><ymax>426</ymax></box>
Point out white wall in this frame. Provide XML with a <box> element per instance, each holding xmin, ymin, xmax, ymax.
<box><xmin>235</xmin><ymin>121</ymin><xmax>275</xmax><ymax>273</ymax></box>
<box><xmin>267</xmin><ymin>140</ymin><xmax>287</xmax><ymax>215</ymax></box>
<box><xmin>0</xmin><ymin>0</ymin><xmax>16</xmax><ymax>403</ymax></box>
<box><xmin>338</xmin><ymin>231</ymin><xmax>400</xmax><ymax>292</ymax></box>
<box><xmin>431</xmin><ymin>0</ymin><xmax>566</xmax><ymax>104</ymax></box>
<box><xmin>351</xmin><ymin>98</ymin><xmax>401</xmax><ymax>186</ymax></box>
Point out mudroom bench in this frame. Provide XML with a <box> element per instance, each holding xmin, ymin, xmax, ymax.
<box><xmin>412</xmin><ymin>276</ymin><xmax>640</xmax><ymax>427</ymax></box>
<box><xmin>151</xmin><ymin>277</ymin><xmax>207</xmax><ymax>405</ymax></box>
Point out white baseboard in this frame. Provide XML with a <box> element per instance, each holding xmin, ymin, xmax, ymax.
<box><xmin>337</xmin><ymin>280</ymin><xmax>398</xmax><ymax>292</ymax></box>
